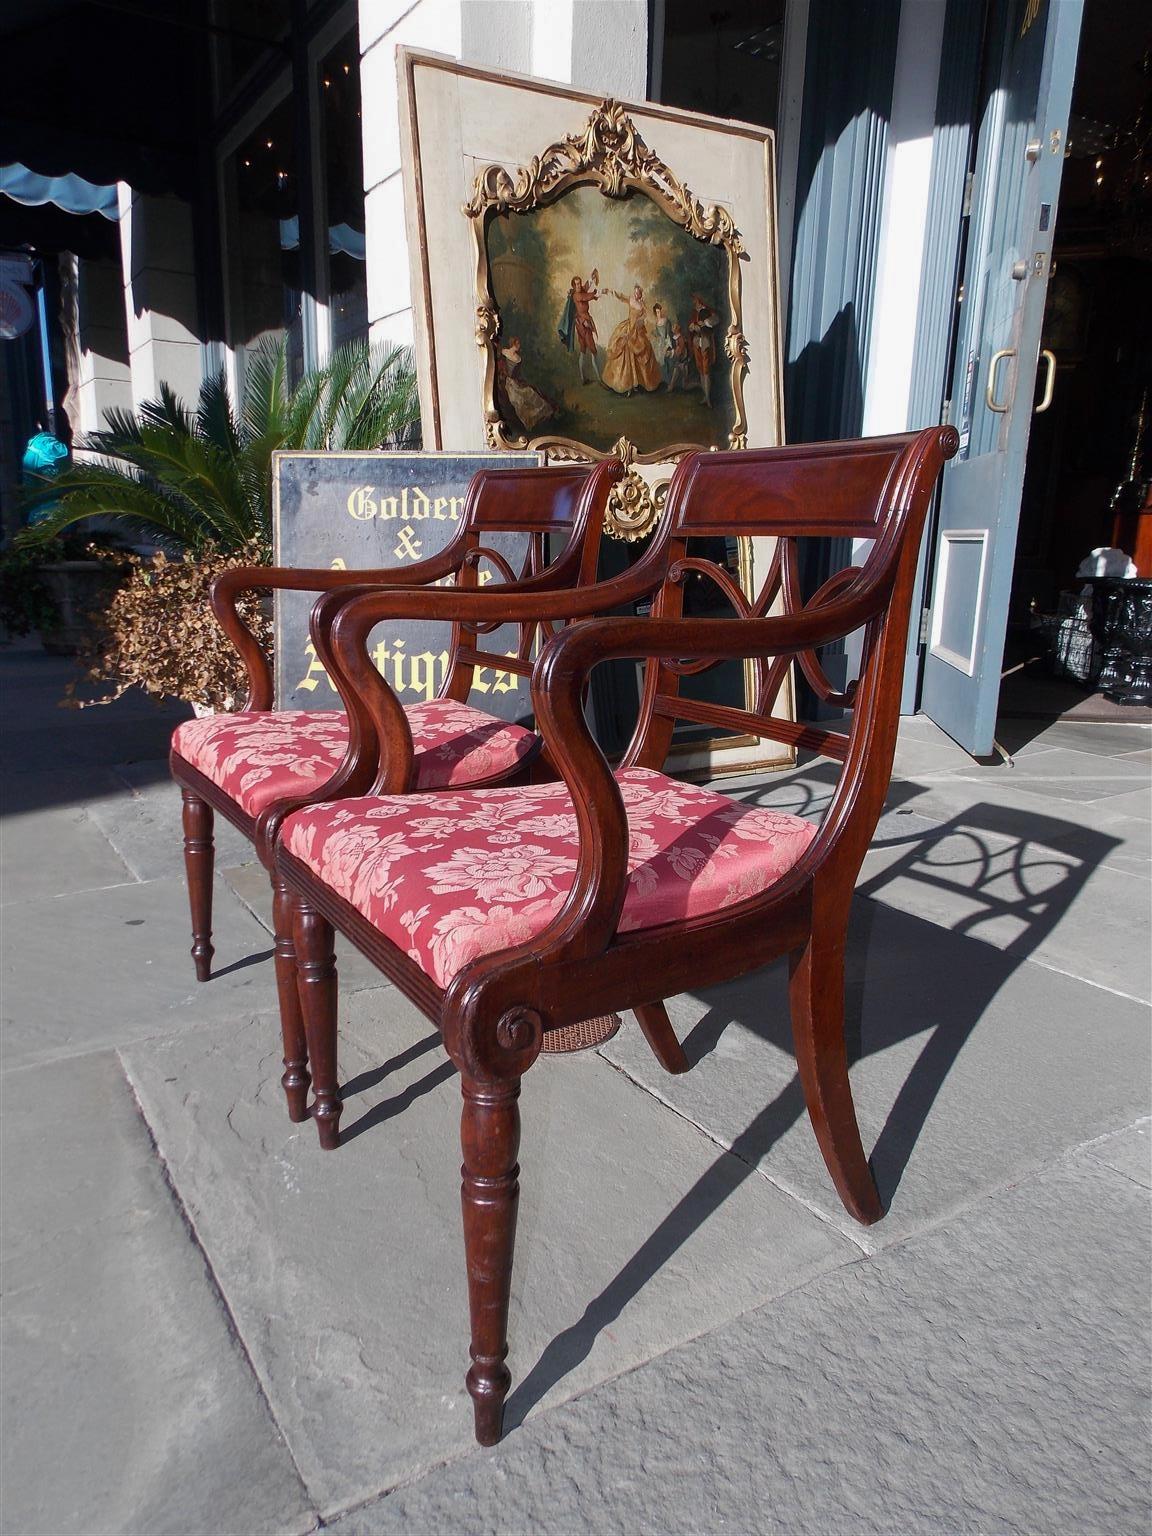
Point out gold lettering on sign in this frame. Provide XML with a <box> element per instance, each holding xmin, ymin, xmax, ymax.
<box><xmin>371</xmin><ymin>640</ymin><xmax>450</xmax><ymax>702</ymax></box>
<box><xmin>408</xmin><ymin>650</ymin><xmax>439</xmax><ymax>701</ymax></box>
<box><xmin>295</xmin><ymin>641</ymin><xmax>341</xmax><ymax>695</ymax></box>
<box><xmin>393</xmin><ymin>527</ymin><xmax>422</xmax><ymax>560</ymax></box>
<box><xmin>347</xmin><ymin>486</ymin><xmax>376</xmax><ymax>519</ymax></box>
<box><xmin>296</xmin><ymin>640</ymin><xmax>523</xmax><ymax>700</ymax></box>
<box><xmin>344</xmin><ymin>486</ymin><xmax>465</xmax><ymax>521</ymax></box>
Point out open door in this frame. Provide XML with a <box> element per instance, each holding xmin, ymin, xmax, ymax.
<box><xmin>921</xmin><ymin>0</ymin><xmax>1083</xmax><ymax>754</ymax></box>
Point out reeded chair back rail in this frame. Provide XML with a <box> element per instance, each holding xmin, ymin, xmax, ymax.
<box><xmin>276</xmin><ymin>428</ymin><xmax>958</xmax><ymax>1445</ymax></box>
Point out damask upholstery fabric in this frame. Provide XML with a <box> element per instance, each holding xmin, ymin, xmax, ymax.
<box><xmin>171</xmin><ymin>702</ymin><xmax>539</xmax><ymax>817</ymax></box>
<box><xmin>282</xmin><ymin>770</ymin><xmax>817</xmax><ymax>988</ymax></box>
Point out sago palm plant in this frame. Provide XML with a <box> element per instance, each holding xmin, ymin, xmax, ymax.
<box><xmin>20</xmin><ymin>336</ymin><xmax>420</xmax><ymax>554</ymax></box>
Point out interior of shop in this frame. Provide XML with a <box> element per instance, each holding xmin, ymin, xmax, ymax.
<box><xmin>1001</xmin><ymin>0</ymin><xmax>1152</xmax><ymax>721</ymax></box>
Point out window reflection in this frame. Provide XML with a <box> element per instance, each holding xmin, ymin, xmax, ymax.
<box><xmin>319</xmin><ymin>28</ymin><xmax>368</xmax><ymax>351</ymax></box>
<box><xmin>222</xmin><ymin>93</ymin><xmax>303</xmax><ymax>387</ymax></box>
<box><xmin>211</xmin><ymin>0</ymin><xmax>290</xmax><ymax>105</ymax></box>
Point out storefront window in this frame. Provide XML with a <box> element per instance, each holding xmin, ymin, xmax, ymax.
<box><xmin>319</xmin><ymin>27</ymin><xmax>368</xmax><ymax>352</ymax></box>
<box><xmin>221</xmin><ymin>93</ymin><xmax>304</xmax><ymax>388</ymax></box>
<box><xmin>658</xmin><ymin>1</ymin><xmax>784</xmax><ymax>130</ymax></box>
<box><xmin>211</xmin><ymin>0</ymin><xmax>291</xmax><ymax>105</ymax></box>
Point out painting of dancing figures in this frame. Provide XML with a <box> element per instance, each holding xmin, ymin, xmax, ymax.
<box><xmin>486</xmin><ymin>183</ymin><xmax>736</xmax><ymax>455</ymax></box>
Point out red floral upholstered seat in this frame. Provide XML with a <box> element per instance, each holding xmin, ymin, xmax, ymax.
<box><xmin>282</xmin><ymin>769</ymin><xmax>816</xmax><ymax>988</ymax></box>
<box><xmin>172</xmin><ymin>701</ymin><xmax>539</xmax><ymax>819</ymax></box>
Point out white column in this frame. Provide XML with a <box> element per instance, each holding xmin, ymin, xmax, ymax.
<box><xmin>567</xmin><ymin>0</ymin><xmax>647</xmax><ymax>98</ymax></box>
<box><xmin>358</xmin><ymin>0</ymin><xmax>649</xmax><ymax>350</ymax></box>
<box><xmin>117</xmin><ymin>186</ymin><xmax>204</xmax><ymax>409</ymax></box>
<box><xmin>73</xmin><ymin>257</ymin><xmax>133</xmax><ymax>435</ymax></box>
<box><xmin>853</xmin><ymin>0</ymin><xmax>946</xmax><ymax>689</ymax></box>
<box><xmin>360</xmin><ymin>0</ymin><xmax>465</xmax><ymax>352</ymax></box>
<box><xmin>860</xmin><ymin>0</ymin><xmax>947</xmax><ymax>438</ymax></box>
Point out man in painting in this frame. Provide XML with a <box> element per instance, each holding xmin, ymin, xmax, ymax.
<box><xmin>688</xmin><ymin>293</ymin><xmax>719</xmax><ymax>407</ymax></box>
<box><xmin>602</xmin><ymin>284</ymin><xmax>663</xmax><ymax>396</ymax></box>
<box><xmin>497</xmin><ymin>337</ymin><xmax>557</xmax><ymax>435</ymax></box>
<box><xmin>558</xmin><ymin>270</ymin><xmax>601</xmax><ymax>383</ymax></box>
<box><xmin>651</xmin><ymin>302</ymin><xmax>674</xmax><ymax>387</ymax></box>
<box><xmin>667</xmin><ymin>322</ymin><xmax>691</xmax><ymax>391</ymax></box>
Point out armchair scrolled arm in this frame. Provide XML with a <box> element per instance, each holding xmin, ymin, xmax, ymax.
<box><xmin>210</xmin><ymin>549</ymin><xmax>466</xmax><ymax>711</ymax></box>
<box><xmin>324</xmin><ymin>554</ymin><xmax>668</xmax><ymax>795</ymax></box>
<box><xmin>520</xmin><ymin>591</ymin><xmax>891</xmax><ymax>965</ymax></box>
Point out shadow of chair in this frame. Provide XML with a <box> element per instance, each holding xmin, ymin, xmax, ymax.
<box><xmin>504</xmin><ymin>796</ymin><xmax>1120</xmax><ymax>1427</ymax></box>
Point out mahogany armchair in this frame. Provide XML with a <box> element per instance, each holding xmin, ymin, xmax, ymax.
<box><xmin>273</xmin><ymin>427</ymin><xmax>958</xmax><ymax>1445</ymax></box>
<box><xmin>169</xmin><ymin>458</ymin><xmax>622</xmax><ymax>1125</ymax></box>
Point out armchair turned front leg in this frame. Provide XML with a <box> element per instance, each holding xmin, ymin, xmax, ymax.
<box><xmin>272</xmin><ymin>875</ymin><xmax>311</xmax><ymax>1122</ymax></box>
<box><xmin>293</xmin><ymin>895</ymin><xmax>341</xmax><ymax>1149</ymax></box>
<box><xmin>180</xmin><ymin>788</ymin><xmax>215</xmax><ymax>982</ymax></box>
<box><xmin>460</xmin><ymin>1075</ymin><xmax>521</xmax><ymax>1445</ymax></box>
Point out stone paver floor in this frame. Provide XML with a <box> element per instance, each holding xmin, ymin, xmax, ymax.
<box><xmin>1</xmin><ymin>643</ymin><xmax>1149</xmax><ymax>1535</ymax></box>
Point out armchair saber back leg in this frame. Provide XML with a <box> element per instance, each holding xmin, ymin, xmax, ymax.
<box><xmin>788</xmin><ymin>895</ymin><xmax>883</xmax><ymax>1225</ymax></box>
<box><xmin>633</xmin><ymin>1002</ymin><xmax>690</xmax><ymax>1074</ymax></box>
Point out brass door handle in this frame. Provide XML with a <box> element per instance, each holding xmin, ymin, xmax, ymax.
<box><xmin>986</xmin><ymin>348</ymin><xmax>1015</xmax><ymax>413</ymax></box>
<box><xmin>1034</xmin><ymin>348</ymin><xmax>1057</xmax><ymax>413</ymax></box>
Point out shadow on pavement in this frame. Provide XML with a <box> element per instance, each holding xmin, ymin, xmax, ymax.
<box><xmin>504</xmin><ymin>799</ymin><xmax>1119</xmax><ymax>1428</ymax></box>
<box><xmin>337</xmin><ymin>1032</ymin><xmax>454</xmax><ymax>1145</ymax></box>
<box><xmin>0</xmin><ymin>643</ymin><xmax>189</xmax><ymax>813</ymax></box>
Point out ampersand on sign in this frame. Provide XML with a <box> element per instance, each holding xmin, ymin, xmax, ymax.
<box><xmin>393</xmin><ymin>527</ymin><xmax>423</xmax><ymax>561</ymax></box>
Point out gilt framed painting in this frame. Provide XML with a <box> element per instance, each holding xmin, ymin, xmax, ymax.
<box><xmin>397</xmin><ymin>50</ymin><xmax>793</xmax><ymax>776</ymax></box>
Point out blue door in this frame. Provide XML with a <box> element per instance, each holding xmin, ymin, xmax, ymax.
<box><xmin>920</xmin><ymin>0</ymin><xmax>1084</xmax><ymax>754</ymax></box>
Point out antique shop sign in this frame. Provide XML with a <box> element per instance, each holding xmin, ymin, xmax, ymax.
<box><xmin>272</xmin><ymin>451</ymin><xmax>541</xmax><ymax>717</ymax></box>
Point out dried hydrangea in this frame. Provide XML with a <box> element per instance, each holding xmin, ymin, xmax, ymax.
<box><xmin>69</xmin><ymin>540</ymin><xmax>271</xmax><ymax>712</ymax></box>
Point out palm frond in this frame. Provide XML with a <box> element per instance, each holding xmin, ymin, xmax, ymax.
<box><xmin>138</xmin><ymin>382</ymin><xmax>195</xmax><ymax>438</ymax></box>
<box><xmin>278</xmin><ymin>368</ymin><xmax>323</xmax><ymax>449</ymax></box>
<box><xmin>339</xmin><ymin>344</ymin><xmax>421</xmax><ymax>448</ymax></box>
<box><xmin>240</xmin><ymin>336</ymin><xmax>291</xmax><ymax>443</ymax></box>
<box><xmin>196</xmin><ymin>369</ymin><xmax>241</xmax><ymax>458</ymax></box>
<box><xmin>16</xmin><ymin>334</ymin><xmax>417</xmax><ymax>556</ymax></box>
<box><xmin>17</xmin><ymin>466</ymin><xmax>214</xmax><ymax>551</ymax></box>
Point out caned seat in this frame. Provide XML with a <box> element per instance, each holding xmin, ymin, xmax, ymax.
<box><xmin>274</xmin><ymin>428</ymin><xmax>959</xmax><ymax>1447</ymax></box>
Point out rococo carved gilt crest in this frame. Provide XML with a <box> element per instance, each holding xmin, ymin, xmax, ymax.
<box><xmin>465</xmin><ymin>100</ymin><xmax>750</xmax><ymax>539</ymax></box>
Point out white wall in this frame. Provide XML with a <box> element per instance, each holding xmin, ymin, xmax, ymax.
<box><xmin>358</xmin><ymin>0</ymin><xmax>648</xmax><ymax>352</ymax></box>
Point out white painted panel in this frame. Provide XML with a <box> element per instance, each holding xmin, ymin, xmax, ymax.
<box><xmin>930</xmin><ymin>529</ymin><xmax>989</xmax><ymax>676</ymax></box>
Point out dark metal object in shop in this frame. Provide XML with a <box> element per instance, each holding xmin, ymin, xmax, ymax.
<box><xmin>1089</xmin><ymin>578</ymin><xmax>1152</xmax><ymax>706</ymax></box>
